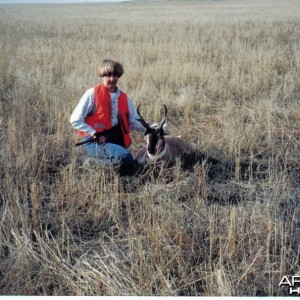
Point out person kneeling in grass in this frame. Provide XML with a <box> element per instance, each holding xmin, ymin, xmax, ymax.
<box><xmin>70</xmin><ymin>59</ymin><xmax>144</xmax><ymax>176</ymax></box>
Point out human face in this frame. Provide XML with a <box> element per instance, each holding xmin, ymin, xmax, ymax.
<box><xmin>102</xmin><ymin>73</ymin><xmax>119</xmax><ymax>92</ymax></box>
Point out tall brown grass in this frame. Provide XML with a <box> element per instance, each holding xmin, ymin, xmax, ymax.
<box><xmin>1</xmin><ymin>0</ymin><xmax>300</xmax><ymax>296</ymax></box>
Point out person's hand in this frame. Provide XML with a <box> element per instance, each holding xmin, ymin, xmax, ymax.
<box><xmin>93</xmin><ymin>132</ymin><xmax>106</xmax><ymax>144</ymax></box>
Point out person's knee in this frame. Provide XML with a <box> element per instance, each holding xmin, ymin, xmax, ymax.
<box><xmin>106</xmin><ymin>143</ymin><xmax>133</xmax><ymax>166</ymax></box>
<box><xmin>83</xmin><ymin>142</ymin><xmax>135</xmax><ymax>173</ymax></box>
<box><xmin>83</xmin><ymin>142</ymin><xmax>99</xmax><ymax>158</ymax></box>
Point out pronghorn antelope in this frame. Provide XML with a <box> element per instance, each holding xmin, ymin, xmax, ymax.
<box><xmin>135</xmin><ymin>104</ymin><xmax>195</xmax><ymax>165</ymax></box>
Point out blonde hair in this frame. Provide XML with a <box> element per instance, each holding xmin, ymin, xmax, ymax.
<box><xmin>98</xmin><ymin>59</ymin><xmax>124</xmax><ymax>77</ymax></box>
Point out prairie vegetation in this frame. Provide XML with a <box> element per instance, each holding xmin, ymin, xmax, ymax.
<box><xmin>1</xmin><ymin>0</ymin><xmax>300</xmax><ymax>296</ymax></box>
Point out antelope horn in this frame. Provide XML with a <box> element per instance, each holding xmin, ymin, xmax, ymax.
<box><xmin>159</xmin><ymin>104</ymin><xmax>168</xmax><ymax>129</ymax></box>
<box><xmin>136</xmin><ymin>105</ymin><xmax>149</xmax><ymax>129</ymax></box>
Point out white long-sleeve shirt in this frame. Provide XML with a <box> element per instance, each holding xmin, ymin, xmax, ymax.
<box><xmin>70</xmin><ymin>87</ymin><xmax>145</xmax><ymax>137</ymax></box>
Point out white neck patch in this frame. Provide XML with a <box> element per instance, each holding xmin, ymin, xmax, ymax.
<box><xmin>147</xmin><ymin>144</ymin><xmax>168</xmax><ymax>161</ymax></box>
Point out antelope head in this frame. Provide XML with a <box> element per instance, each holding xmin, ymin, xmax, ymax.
<box><xmin>137</xmin><ymin>105</ymin><xmax>168</xmax><ymax>157</ymax></box>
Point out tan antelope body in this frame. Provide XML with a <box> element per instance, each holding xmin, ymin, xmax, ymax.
<box><xmin>135</xmin><ymin>105</ymin><xmax>194</xmax><ymax>165</ymax></box>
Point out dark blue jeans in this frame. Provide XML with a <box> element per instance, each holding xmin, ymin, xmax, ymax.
<box><xmin>83</xmin><ymin>137</ymin><xmax>135</xmax><ymax>174</ymax></box>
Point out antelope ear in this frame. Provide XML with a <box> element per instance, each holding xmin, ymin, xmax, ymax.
<box><xmin>162</xmin><ymin>122</ymin><xmax>169</xmax><ymax>134</ymax></box>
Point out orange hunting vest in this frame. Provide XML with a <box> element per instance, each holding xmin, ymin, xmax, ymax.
<box><xmin>78</xmin><ymin>83</ymin><xmax>132</xmax><ymax>148</ymax></box>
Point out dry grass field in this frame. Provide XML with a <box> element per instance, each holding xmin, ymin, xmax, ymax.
<box><xmin>1</xmin><ymin>0</ymin><xmax>300</xmax><ymax>296</ymax></box>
